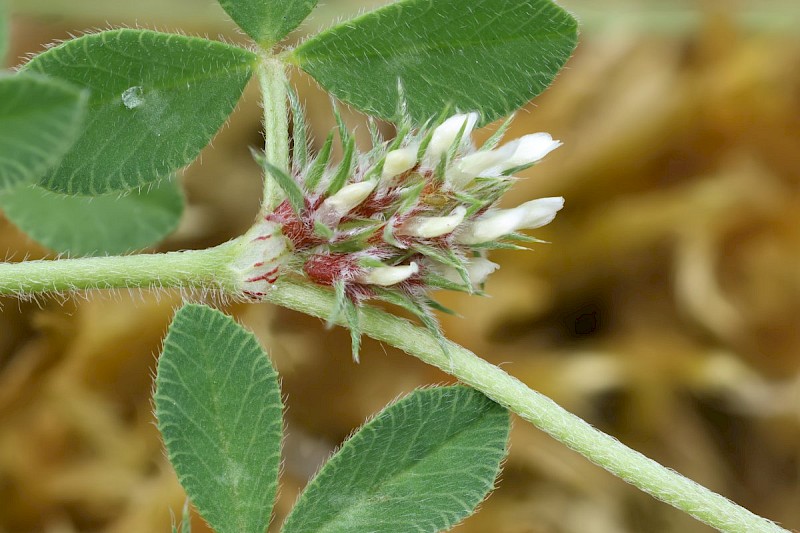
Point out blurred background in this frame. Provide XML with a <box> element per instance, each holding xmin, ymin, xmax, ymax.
<box><xmin>1</xmin><ymin>0</ymin><xmax>799</xmax><ymax>531</ymax></box>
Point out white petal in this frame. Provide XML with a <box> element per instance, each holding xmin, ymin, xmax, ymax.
<box><xmin>358</xmin><ymin>262</ymin><xmax>419</xmax><ymax>286</ymax></box>
<box><xmin>446</xmin><ymin>150</ymin><xmax>508</xmax><ymax>188</ymax></box>
<box><xmin>426</xmin><ymin>113</ymin><xmax>479</xmax><ymax>160</ymax></box>
<box><xmin>382</xmin><ymin>147</ymin><xmax>418</xmax><ymax>180</ymax></box>
<box><xmin>457</xmin><ymin>197</ymin><xmax>564</xmax><ymax>244</ymax></box>
<box><xmin>397</xmin><ymin>206</ymin><xmax>466</xmax><ymax>238</ymax></box>
<box><xmin>459</xmin><ymin>150</ymin><xmax>507</xmax><ymax>174</ymax></box>
<box><xmin>320</xmin><ymin>181</ymin><xmax>377</xmax><ymax>217</ymax></box>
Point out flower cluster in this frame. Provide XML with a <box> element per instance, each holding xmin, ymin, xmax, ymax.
<box><xmin>238</xmin><ymin>112</ymin><xmax>563</xmax><ymax>359</ymax></box>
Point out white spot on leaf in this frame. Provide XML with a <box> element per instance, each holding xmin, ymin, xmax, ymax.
<box><xmin>121</xmin><ymin>86</ymin><xmax>144</xmax><ymax>109</ymax></box>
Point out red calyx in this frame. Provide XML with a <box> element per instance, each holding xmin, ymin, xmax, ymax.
<box><xmin>303</xmin><ymin>253</ymin><xmax>362</xmax><ymax>286</ymax></box>
<box><xmin>266</xmin><ymin>199</ymin><xmax>324</xmax><ymax>250</ymax></box>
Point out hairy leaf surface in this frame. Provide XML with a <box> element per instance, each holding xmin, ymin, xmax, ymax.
<box><xmin>217</xmin><ymin>0</ymin><xmax>316</xmax><ymax>45</ymax></box>
<box><xmin>23</xmin><ymin>29</ymin><xmax>256</xmax><ymax>195</ymax></box>
<box><xmin>282</xmin><ymin>386</ymin><xmax>510</xmax><ymax>533</ymax></box>
<box><xmin>0</xmin><ymin>176</ymin><xmax>183</xmax><ymax>255</ymax></box>
<box><xmin>0</xmin><ymin>73</ymin><xmax>86</xmax><ymax>189</ymax></box>
<box><xmin>155</xmin><ymin>304</ymin><xmax>283</xmax><ymax>533</ymax></box>
<box><xmin>291</xmin><ymin>0</ymin><xmax>578</xmax><ymax>125</ymax></box>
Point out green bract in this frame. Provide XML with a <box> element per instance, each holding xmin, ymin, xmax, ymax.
<box><xmin>23</xmin><ymin>29</ymin><xmax>257</xmax><ymax>195</ymax></box>
<box><xmin>171</xmin><ymin>501</ymin><xmax>192</xmax><ymax>533</ymax></box>
<box><xmin>0</xmin><ymin>73</ymin><xmax>86</xmax><ymax>190</ymax></box>
<box><xmin>155</xmin><ymin>304</ymin><xmax>283</xmax><ymax>533</ymax></box>
<box><xmin>291</xmin><ymin>0</ymin><xmax>578</xmax><ymax>125</ymax></box>
<box><xmin>217</xmin><ymin>0</ymin><xmax>317</xmax><ymax>46</ymax></box>
<box><xmin>0</xmin><ymin>176</ymin><xmax>184</xmax><ymax>256</ymax></box>
<box><xmin>282</xmin><ymin>386</ymin><xmax>510</xmax><ymax>533</ymax></box>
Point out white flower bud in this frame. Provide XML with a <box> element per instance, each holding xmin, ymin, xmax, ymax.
<box><xmin>319</xmin><ymin>181</ymin><xmax>377</xmax><ymax>220</ymax></box>
<box><xmin>457</xmin><ymin>197</ymin><xmax>564</xmax><ymax>244</ymax></box>
<box><xmin>357</xmin><ymin>262</ymin><xmax>419</xmax><ymax>286</ymax></box>
<box><xmin>426</xmin><ymin>113</ymin><xmax>479</xmax><ymax>160</ymax></box>
<box><xmin>494</xmin><ymin>133</ymin><xmax>561</xmax><ymax>172</ymax></box>
<box><xmin>445</xmin><ymin>133</ymin><xmax>560</xmax><ymax>188</ymax></box>
<box><xmin>467</xmin><ymin>258</ymin><xmax>501</xmax><ymax>286</ymax></box>
<box><xmin>436</xmin><ymin>257</ymin><xmax>500</xmax><ymax>289</ymax></box>
<box><xmin>397</xmin><ymin>206</ymin><xmax>466</xmax><ymax>239</ymax></box>
<box><xmin>382</xmin><ymin>146</ymin><xmax>418</xmax><ymax>180</ymax></box>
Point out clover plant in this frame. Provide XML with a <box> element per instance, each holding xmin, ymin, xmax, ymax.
<box><xmin>0</xmin><ymin>0</ymin><xmax>788</xmax><ymax>531</ymax></box>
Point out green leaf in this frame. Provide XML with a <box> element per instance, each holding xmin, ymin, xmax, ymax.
<box><xmin>282</xmin><ymin>386</ymin><xmax>510</xmax><ymax>533</ymax></box>
<box><xmin>291</xmin><ymin>0</ymin><xmax>578</xmax><ymax>125</ymax></box>
<box><xmin>0</xmin><ymin>176</ymin><xmax>184</xmax><ymax>256</ymax></box>
<box><xmin>0</xmin><ymin>73</ymin><xmax>87</xmax><ymax>190</ymax></box>
<box><xmin>22</xmin><ymin>29</ymin><xmax>256</xmax><ymax>195</ymax></box>
<box><xmin>155</xmin><ymin>304</ymin><xmax>283</xmax><ymax>533</ymax></box>
<box><xmin>217</xmin><ymin>0</ymin><xmax>316</xmax><ymax>46</ymax></box>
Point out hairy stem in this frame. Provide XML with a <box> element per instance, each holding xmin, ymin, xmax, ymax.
<box><xmin>265</xmin><ymin>277</ymin><xmax>789</xmax><ymax>533</ymax></box>
<box><xmin>258</xmin><ymin>55</ymin><xmax>290</xmax><ymax>211</ymax></box>
<box><xmin>0</xmin><ymin>242</ymin><xmax>240</xmax><ymax>296</ymax></box>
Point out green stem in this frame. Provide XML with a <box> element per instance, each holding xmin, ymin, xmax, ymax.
<box><xmin>265</xmin><ymin>277</ymin><xmax>789</xmax><ymax>533</ymax></box>
<box><xmin>0</xmin><ymin>242</ymin><xmax>240</xmax><ymax>295</ymax></box>
<box><xmin>258</xmin><ymin>55</ymin><xmax>290</xmax><ymax>212</ymax></box>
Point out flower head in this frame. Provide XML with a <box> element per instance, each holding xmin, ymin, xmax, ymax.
<box><xmin>243</xmin><ymin>111</ymin><xmax>563</xmax><ymax>360</ymax></box>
